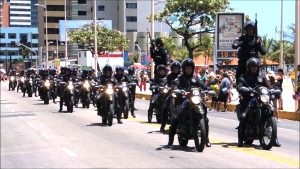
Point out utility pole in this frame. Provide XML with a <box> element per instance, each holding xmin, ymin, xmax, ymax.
<box><xmin>65</xmin><ymin>0</ymin><xmax>68</xmax><ymax>67</ymax></box>
<box><xmin>150</xmin><ymin>0</ymin><xmax>154</xmax><ymax>78</ymax></box>
<box><xmin>94</xmin><ymin>0</ymin><xmax>98</xmax><ymax>75</ymax></box>
<box><xmin>279</xmin><ymin>0</ymin><xmax>284</xmax><ymax>69</ymax></box>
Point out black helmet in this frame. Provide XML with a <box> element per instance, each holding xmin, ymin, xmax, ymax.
<box><xmin>115</xmin><ymin>66</ymin><xmax>124</xmax><ymax>74</ymax></box>
<box><xmin>154</xmin><ymin>37</ymin><xmax>163</xmax><ymax>46</ymax></box>
<box><xmin>103</xmin><ymin>64</ymin><xmax>112</xmax><ymax>73</ymax></box>
<box><xmin>181</xmin><ymin>58</ymin><xmax>195</xmax><ymax>75</ymax></box>
<box><xmin>170</xmin><ymin>61</ymin><xmax>181</xmax><ymax>72</ymax></box>
<box><xmin>244</xmin><ymin>20</ymin><xmax>255</xmax><ymax>34</ymax></box>
<box><xmin>246</xmin><ymin>57</ymin><xmax>260</xmax><ymax>71</ymax></box>
<box><xmin>156</xmin><ymin>64</ymin><xmax>166</xmax><ymax>72</ymax></box>
<box><xmin>128</xmin><ymin>66</ymin><xmax>135</xmax><ymax>75</ymax></box>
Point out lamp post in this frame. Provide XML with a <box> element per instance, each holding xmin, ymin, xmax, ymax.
<box><xmin>35</xmin><ymin>0</ymin><xmax>48</xmax><ymax>69</ymax></box>
<box><xmin>279</xmin><ymin>0</ymin><xmax>284</xmax><ymax>69</ymax></box>
<box><xmin>65</xmin><ymin>0</ymin><xmax>68</xmax><ymax>67</ymax></box>
<box><xmin>93</xmin><ymin>0</ymin><xmax>98</xmax><ymax>75</ymax></box>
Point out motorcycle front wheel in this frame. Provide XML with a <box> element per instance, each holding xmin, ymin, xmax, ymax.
<box><xmin>108</xmin><ymin>104</ymin><xmax>114</xmax><ymax>126</ymax></box>
<box><xmin>259</xmin><ymin>116</ymin><xmax>277</xmax><ymax>150</ymax></box>
<box><xmin>194</xmin><ymin>118</ymin><xmax>206</xmax><ymax>152</ymax></box>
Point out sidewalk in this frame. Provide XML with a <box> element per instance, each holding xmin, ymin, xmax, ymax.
<box><xmin>135</xmin><ymin>80</ymin><xmax>299</xmax><ymax>121</ymax></box>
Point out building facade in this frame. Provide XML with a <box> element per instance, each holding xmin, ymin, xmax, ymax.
<box><xmin>0</xmin><ymin>27</ymin><xmax>38</xmax><ymax>63</ymax></box>
<box><xmin>0</xmin><ymin>0</ymin><xmax>10</xmax><ymax>27</ymax></box>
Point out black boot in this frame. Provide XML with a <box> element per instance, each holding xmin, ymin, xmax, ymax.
<box><xmin>205</xmin><ymin>122</ymin><xmax>211</xmax><ymax>147</ymax></box>
<box><xmin>59</xmin><ymin>100</ymin><xmax>63</xmax><ymax>112</ymax></box>
<box><xmin>131</xmin><ymin>110</ymin><xmax>136</xmax><ymax>118</ymax></box>
<box><xmin>274</xmin><ymin>138</ymin><xmax>281</xmax><ymax>147</ymax></box>
<box><xmin>118</xmin><ymin>119</ymin><xmax>123</xmax><ymax>124</ymax></box>
<box><xmin>117</xmin><ymin>111</ymin><xmax>123</xmax><ymax>124</ymax></box>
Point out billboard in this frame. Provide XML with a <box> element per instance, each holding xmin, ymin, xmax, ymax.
<box><xmin>59</xmin><ymin>20</ymin><xmax>112</xmax><ymax>41</ymax></box>
<box><xmin>213</xmin><ymin>12</ymin><xmax>244</xmax><ymax>71</ymax></box>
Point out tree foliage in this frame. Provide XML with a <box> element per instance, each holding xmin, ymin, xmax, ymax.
<box><xmin>155</xmin><ymin>0</ymin><xmax>229</xmax><ymax>59</ymax></box>
<box><xmin>19</xmin><ymin>46</ymin><xmax>31</xmax><ymax>59</ymax></box>
<box><xmin>68</xmin><ymin>23</ymin><xmax>128</xmax><ymax>53</ymax></box>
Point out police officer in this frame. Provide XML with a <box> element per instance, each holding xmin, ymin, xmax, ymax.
<box><xmin>160</xmin><ymin>61</ymin><xmax>181</xmax><ymax>132</ymax></box>
<box><xmin>58</xmin><ymin>67</ymin><xmax>72</xmax><ymax>112</ymax></box>
<box><xmin>167</xmin><ymin>58</ymin><xmax>211</xmax><ymax>147</ymax></box>
<box><xmin>147</xmin><ymin>64</ymin><xmax>168</xmax><ymax>122</ymax></box>
<box><xmin>98</xmin><ymin>65</ymin><xmax>123</xmax><ymax>124</ymax></box>
<box><xmin>114</xmin><ymin>66</ymin><xmax>129</xmax><ymax>84</ymax></box>
<box><xmin>236</xmin><ymin>57</ymin><xmax>281</xmax><ymax>147</ymax></box>
<box><xmin>127</xmin><ymin>66</ymin><xmax>139</xmax><ymax>112</ymax></box>
<box><xmin>232</xmin><ymin>20</ymin><xmax>266</xmax><ymax>79</ymax></box>
<box><xmin>150</xmin><ymin>37</ymin><xmax>169</xmax><ymax>77</ymax></box>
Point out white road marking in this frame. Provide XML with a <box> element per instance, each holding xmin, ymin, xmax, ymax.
<box><xmin>10</xmin><ymin>109</ymin><xmax>15</xmax><ymax>112</ymax></box>
<box><xmin>62</xmin><ymin>147</ymin><xmax>76</xmax><ymax>157</ymax></box>
<box><xmin>26</xmin><ymin>122</ymin><xmax>35</xmax><ymax>128</ymax></box>
<box><xmin>40</xmin><ymin>133</ymin><xmax>50</xmax><ymax>140</ymax></box>
<box><xmin>5</xmin><ymin>105</ymin><xmax>10</xmax><ymax>108</ymax></box>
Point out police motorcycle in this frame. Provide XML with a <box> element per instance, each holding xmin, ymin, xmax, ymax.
<box><xmin>238</xmin><ymin>85</ymin><xmax>281</xmax><ymax>150</ymax></box>
<box><xmin>38</xmin><ymin>78</ymin><xmax>51</xmax><ymax>104</ymax></box>
<box><xmin>90</xmin><ymin>79</ymin><xmax>98</xmax><ymax>106</ymax></box>
<box><xmin>23</xmin><ymin>77</ymin><xmax>34</xmax><ymax>97</ymax></box>
<box><xmin>8</xmin><ymin>75</ymin><xmax>17</xmax><ymax>91</ymax></box>
<box><xmin>17</xmin><ymin>76</ymin><xmax>26</xmax><ymax>93</ymax></box>
<box><xmin>170</xmin><ymin>83</ymin><xmax>215</xmax><ymax>152</ymax></box>
<box><xmin>60</xmin><ymin>80</ymin><xmax>75</xmax><ymax>113</ymax></box>
<box><xmin>95</xmin><ymin>82</ymin><xmax>116</xmax><ymax>126</ymax></box>
<box><xmin>78</xmin><ymin>79</ymin><xmax>91</xmax><ymax>108</ymax></box>
<box><xmin>115</xmin><ymin>81</ymin><xmax>130</xmax><ymax>119</ymax></box>
<box><xmin>128</xmin><ymin>80</ymin><xmax>137</xmax><ymax>117</ymax></box>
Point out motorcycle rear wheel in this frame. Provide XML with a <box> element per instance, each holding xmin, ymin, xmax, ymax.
<box><xmin>178</xmin><ymin>135</ymin><xmax>188</xmax><ymax>146</ymax></box>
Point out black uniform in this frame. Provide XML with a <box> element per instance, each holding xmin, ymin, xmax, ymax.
<box><xmin>150</xmin><ymin>38</ymin><xmax>169</xmax><ymax>77</ymax></box>
<box><xmin>232</xmin><ymin>21</ymin><xmax>266</xmax><ymax>79</ymax></box>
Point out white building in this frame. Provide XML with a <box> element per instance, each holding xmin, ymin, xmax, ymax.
<box><xmin>9</xmin><ymin>0</ymin><xmax>31</xmax><ymax>27</ymax></box>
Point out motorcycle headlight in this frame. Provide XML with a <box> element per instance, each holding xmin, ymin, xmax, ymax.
<box><xmin>192</xmin><ymin>90</ymin><xmax>200</xmax><ymax>96</ymax></box>
<box><xmin>260</xmin><ymin>94</ymin><xmax>270</xmax><ymax>103</ymax></box>
<box><xmin>29</xmin><ymin>79</ymin><xmax>33</xmax><ymax>84</ymax></box>
<box><xmin>106</xmin><ymin>88</ymin><xmax>114</xmax><ymax>95</ymax></box>
<box><xmin>191</xmin><ymin>96</ymin><xmax>201</xmax><ymax>105</ymax></box>
<box><xmin>67</xmin><ymin>84</ymin><xmax>74</xmax><ymax>90</ymax></box>
<box><xmin>10</xmin><ymin>76</ymin><xmax>15</xmax><ymax>81</ymax></box>
<box><xmin>122</xmin><ymin>86</ymin><xmax>128</xmax><ymax>92</ymax></box>
<box><xmin>45</xmin><ymin>80</ymin><xmax>50</xmax><ymax>88</ymax></box>
<box><xmin>172</xmin><ymin>93</ymin><xmax>177</xmax><ymax>98</ymax></box>
<box><xmin>83</xmin><ymin>82</ymin><xmax>90</xmax><ymax>89</ymax></box>
<box><xmin>21</xmin><ymin>77</ymin><xmax>25</xmax><ymax>83</ymax></box>
<box><xmin>163</xmin><ymin>88</ymin><xmax>168</xmax><ymax>94</ymax></box>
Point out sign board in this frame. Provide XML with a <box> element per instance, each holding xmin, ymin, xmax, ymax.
<box><xmin>214</xmin><ymin>12</ymin><xmax>244</xmax><ymax>71</ymax></box>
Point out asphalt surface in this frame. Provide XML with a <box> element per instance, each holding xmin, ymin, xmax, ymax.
<box><xmin>1</xmin><ymin>81</ymin><xmax>299</xmax><ymax>168</ymax></box>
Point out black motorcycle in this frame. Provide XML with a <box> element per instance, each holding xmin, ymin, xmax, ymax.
<box><xmin>128</xmin><ymin>82</ymin><xmax>137</xmax><ymax>116</ymax></box>
<box><xmin>17</xmin><ymin>76</ymin><xmax>25</xmax><ymax>93</ymax></box>
<box><xmin>238</xmin><ymin>86</ymin><xmax>281</xmax><ymax>150</ymax></box>
<box><xmin>23</xmin><ymin>78</ymin><xmax>34</xmax><ymax>97</ymax></box>
<box><xmin>148</xmin><ymin>85</ymin><xmax>169</xmax><ymax>123</ymax></box>
<box><xmin>96</xmin><ymin>83</ymin><xmax>115</xmax><ymax>126</ymax></box>
<box><xmin>8</xmin><ymin>76</ymin><xmax>17</xmax><ymax>91</ymax></box>
<box><xmin>39</xmin><ymin>79</ymin><xmax>51</xmax><ymax>104</ymax></box>
<box><xmin>171</xmin><ymin>88</ymin><xmax>215</xmax><ymax>152</ymax></box>
<box><xmin>116</xmin><ymin>82</ymin><xmax>130</xmax><ymax>119</ymax></box>
<box><xmin>79</xmin><ymin>80</ymin><xmax>91</xmax><ymax>108</ymax></box>
<box><xmin>60</xmin><ymin>81</ymin><xmax>75</xmax><ymax>113</ymax></box>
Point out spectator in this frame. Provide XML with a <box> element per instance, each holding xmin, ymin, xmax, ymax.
<box><xmin>140</xmin><ymin>71</ymin><xmax>147</xmax><ymax>92</ymax></box>
<box><xmin>275</xmin><ymin>69</ymin><xmax>284</xmax><ymax>110</ymax></box>
<box><xmin>269</xmin><ymin>76</ymin><xmax>280</xmax><ymax>119</ymax></box>
<box><xmin>199</xmin><ymin>69</ymin><xmax>208</xmax><ymax>84</ymax></box>
<box><xmin>217</xmin><ymin>72</ymin><xmax>231</xmax><ymax>112</ymax></box>
<box><xmin>208</xmin><ymin>75</ymin><xmax>219</xmax><ymax>111</ymax></box>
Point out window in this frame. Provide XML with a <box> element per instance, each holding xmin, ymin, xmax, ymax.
<box><xmin>8</xmin><ymin>33</ymin><xmax>16</xmax><ymax>39</ymax></box>
<box><xmin>8</xmin><ymin>52</ymin><xmax>16</xmax><ymax>55</ymax></box>
<box><xmin>78</xmin><ymin>0</ymin><xmax>86</xmax><ymax>4</ymax></box>
<box><xmin>126</xmin><ymin>3</ymin><xmax>137</xmax><ymax>9</ymax></box>
<box><xmin>0</xmin><ymin>43</ymin><xmax>6</xmax><ymax>47</ymax></box>
<box><xmin>0</xmin><ymin>33</ymin><xmax>5</xmax><ymax>39</ymax></box>
<box><xmin>98</xmin><ymin>18</ymin><xmax>105</xmax><ymax>20</ymax></box>
<box><xmin>45</xmin><ymin>28</ymin><xmax>59</xmax><ymax>34</ymax></box>
<box><xmin>32</xmin><ymin>34</ymin><xmax>38</xmax><ymax>39</ymax></box>
<box><xmin>78</xmin><ymin>11</ymin><xmax>87</xmax><ymax>16</ymax></box>
<box><xmin>45</xmin><ymin>17</ymin><xmax>65</xmax><ymax>23</ymax></box>
<box><xmin>32</xmin><ymin>43</ymin><xmax>39</xmax><ymax>47</ymax></box>
<box><xmin>20</xmin><ymin>33</ymin><xmax>28</xmax><ymax>42</ymax></box>
<box><xmin>0</xmin><ymin>52</ymin><xmax>4</xmax><ymax>55</ymax></box>
<box><xmin>126</xmin><ymin>29</ymin><xmax>137</xmax><ymax>32</ymax></box>
<box><xmin>98</xmin><ymin>5</ymin><xmax>105</xmax><ymax>11</ymax></box>
<box><xmin>126</xmin><ymin>16</ymin><xmax>137</xmax><ymax>22</ymax></box>
<box><xmin>47</xmin><ymin>5</ymin><xmax>64</xmax><ymax>11</ymax></box>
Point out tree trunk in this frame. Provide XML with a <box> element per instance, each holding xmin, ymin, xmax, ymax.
<box><xmin>183</xmin><ymin>35</ymin><xmax>194</xmax><ymax>59</ymax></box>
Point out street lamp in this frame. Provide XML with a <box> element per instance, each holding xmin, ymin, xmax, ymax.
<box><xmin>35</xmin><ymin>0</ymin><xmax>48</xmax><ymax>69</ymax></box>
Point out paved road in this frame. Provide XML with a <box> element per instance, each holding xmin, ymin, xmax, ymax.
<box><xmin>1</xmin><ymin>82</ymin><xmax>299</xmax><ymax>168</ymax></box>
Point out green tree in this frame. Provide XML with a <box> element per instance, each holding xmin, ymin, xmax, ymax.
<box><xmin>155</xmin><ymin>0</ymin><xmax>229</xmax><ymax>59</ymax></box>
<box><xmin>173</xmin><ymin>47</ymin><xmax>189</xmax><ymax>62</ymax></box>
<box><xmin>198</xmin><ymin>35</ymin><xmax>214</xmax><ymax>65</ymax></box>
<box><xmin>68</xmin><ymin>23</ymin><xmax>128</xmax><ymax>53</ymax></box>
<box><xmin>162</xmin><ymin>37</ymin><xmax>176</xmax><ymax>57</ymax></box>
<box><xmin>19</xmin><ymin>46</ymin><xmax>31</xmax><ymax>59</ymax></box>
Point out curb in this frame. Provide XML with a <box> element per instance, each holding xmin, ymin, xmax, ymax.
<box><xmin>135</xmin><ymin>93</ymin><xmax>300</xmax><ymax>121</ymax></box>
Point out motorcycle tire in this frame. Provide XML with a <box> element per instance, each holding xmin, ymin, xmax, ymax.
<box><xmin>155</xmin><ymin>108</ymin><xmax>161</xmax><ymax>123</ymax></box>
<box><xmin>194</xmin><ymin>118</ymin><xmax>206</xmax><ymax>152</ymax></box>
<box><xmin>124</xmin><ymin>101</ymin><xmax>129</xmax><ymax>119</ymax></box>
<box><xmin>28</xmin><ymin>89</ymin><xmax>33</xmax><ymax>97</ymax></box>
<box><xmin>44</xmin><ymin>93</ymin><xmax>50</xmax><ymax>104</ymax></box>
<box><xmin>178</xmin><ymin>135</ymin><xmax>188</xmax><ymax>146</ymax></box>
<box><xmin>148</xmin><ymin>109</ymin><xmax>153</xmax><ymax>123</ymax></box>
<box><xmin>259</xmin><ymin>116</ymin><xmax>277</xmax><ymax>150</ymax></box>
<box><xmin>244</xmin><ymin>139</ymin><xmax>254</xmax><ymax>145</ymax></box>
<box><xmin>108</xmin><ymin>104</ymin><xmax>114</xmax><ymax>126</ymax></box>
<box><xmin>67</xmin><ymin>98</ymin><xmax>74</xmax><ymax>113</ymax></box>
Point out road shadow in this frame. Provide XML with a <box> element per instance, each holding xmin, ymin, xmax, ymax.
<box><xmin>0</xmin><ymin>102</ymin><xmax>18</xmax><ymax>105</ymax></box>
<box><xmin>86</xmin><ymin>123</ymin><xmax>108</xmax><ymax>127</ymax></box>
<box><xmin>156</xmin><ymin>145</ymin><xmax>196</xmax><ymax>152</ymax></box>
<box><xmin>212</xmin><ymin>142</ymin><xmax>264</xmax><ymax>150</ymax></box>
<box><xmin>1</xmin><ymin>113</ymin><xmax>36</xmax><ymax>118</ymax></box>
<box><xmin>147</xmin><ymin>129</ymin><xmax>169</xmax><ymax>135</ymax></box>
<box><xmin>52</xmin><ymin>111</ymin><xmax>72</xmax><ymax>114</ymax></box>
<box><xmin>33</xmin><ymin>103</ymin><xmax>49</xmax><ymax>105</ymax></box>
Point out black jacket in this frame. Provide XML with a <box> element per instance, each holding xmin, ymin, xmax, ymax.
<box><xmin>176</xmin><ymin>74</ymin><xmax>207</xmax><ymax>90</ymax></box>
<box><xmin>113</xmin><ymin>74</ymin><xmax>129</xmax><ymax>84</ymax></box>
<box><xmin>100</xmin><ymin>75</ymin><xmax>117</xmax><ymax>86</ymax></box>
<box><xmin>237</xmin><ymin>72</ymin><xmax>270</xmax><ymax>93</ymax></box>
<box><xmin>150</xmin><ymin>46</ymin><xmax>169</xmax><ymax>66</ymax></box>
<box><xmin>167</xmin><ymin>72</ymin><xmax>180</xmax><ymax>86</ymax></box>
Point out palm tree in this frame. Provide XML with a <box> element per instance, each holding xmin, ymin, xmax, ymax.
<box><xmin>198</xmin><ymin>36</ymin><xmax>213</xmax><ymax>65</ymax></box>
<box><xmin>162</xmin><ymin>37</ymin><xmax>176</xmax><ymax>58</ymax></box>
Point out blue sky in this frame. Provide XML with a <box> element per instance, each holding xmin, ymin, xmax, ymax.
<box><xmin>228</xmin><ymin>0</ymin><xmax>296</xmax><ymax>40</ymax></box>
